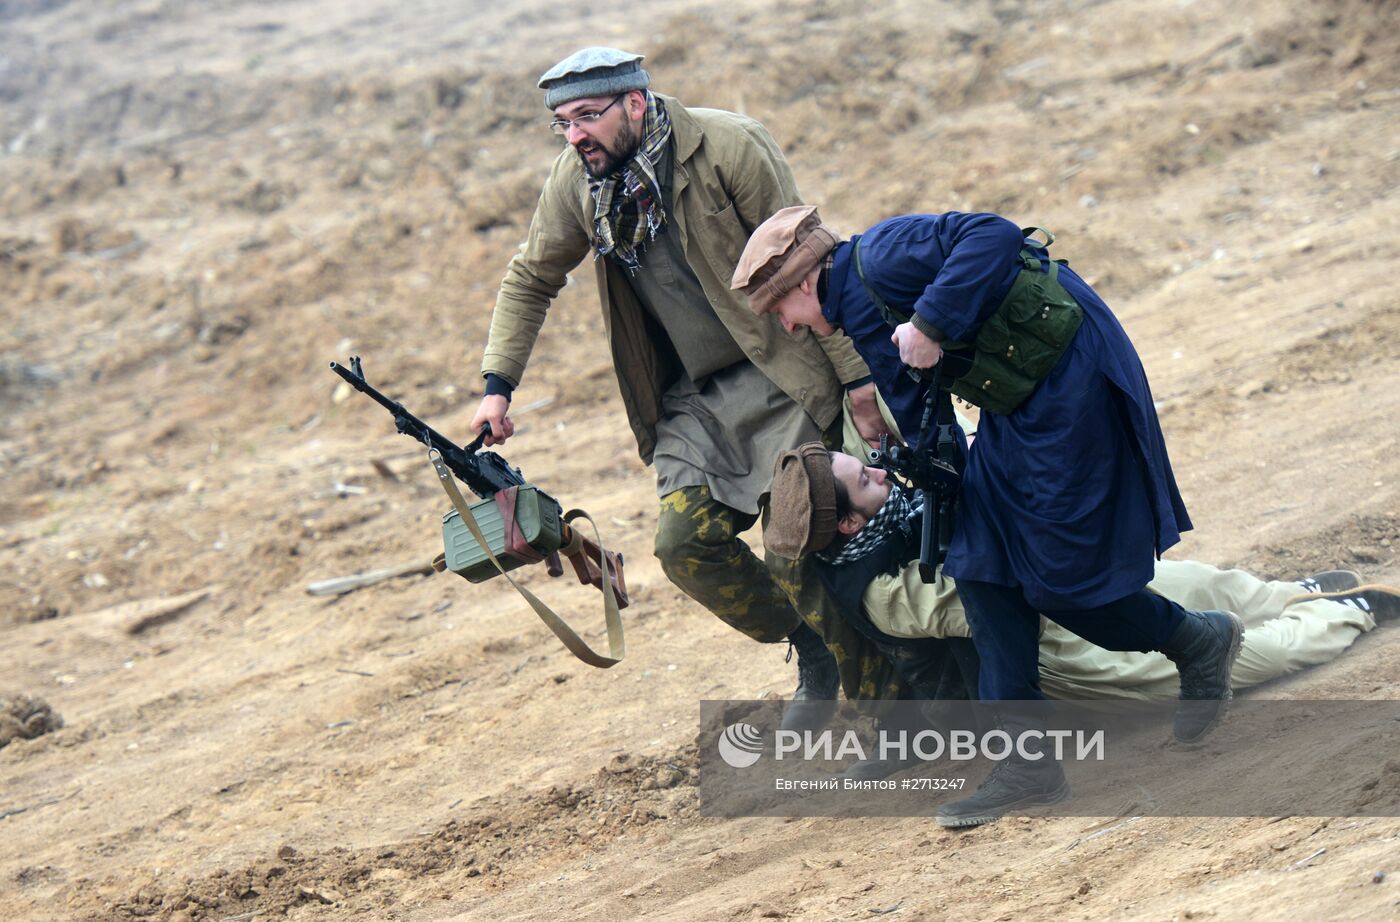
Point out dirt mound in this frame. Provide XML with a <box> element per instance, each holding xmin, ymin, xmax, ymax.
<box><xmin>0</xmin><ymin>694</ymin><xmax>63</xmax><ymax>751</ymax></box>
<box><xmin>82</xmin><ymin>746</ymin><xmax>699</xmax><ymax>920</ymax></box>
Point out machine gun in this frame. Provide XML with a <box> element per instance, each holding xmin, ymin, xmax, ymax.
<box><xmin>329</xmin><ymin>357</ymin><xmax>628</xmax><ymax>608</ymax></box>
<box><xmin>332</xmin><ymin>357</ymin><xmax>527</xmax><ymax>497</ymax></box>
<box><xmin>869</xmin><ymin>352</ymin><xmax>971</xmax><ymax>583</ymax></box>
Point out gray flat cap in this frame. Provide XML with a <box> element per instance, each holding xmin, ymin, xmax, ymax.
<box><xmin>538</xmin><ymin>46</ymin><xmax>650</xmax><ymax>109</ymax></box>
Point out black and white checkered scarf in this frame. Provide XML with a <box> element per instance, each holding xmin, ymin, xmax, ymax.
<box><xmin>588</xmin><ymin>92</ymin><xmax>671</xmax><ymax>273</ymax></box>
<box><xmin>818</xmin><ymin>483</ymin><xmax>924</xmax><ymax>566</ymax></box>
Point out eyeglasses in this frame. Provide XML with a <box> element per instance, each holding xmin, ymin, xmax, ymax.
<box><xmin>549</xmin><ymin>95</ymin><xmax>624</xmax><ymax>135</ymax></box>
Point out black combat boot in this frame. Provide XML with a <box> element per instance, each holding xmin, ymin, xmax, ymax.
<box><xmin>841</xmin><ymin>638</ymin><xmax>978</xmax><ymax>782</ymax></box>
<box><xmin>841</xmin><ymin>704</ymin><xmax>935</xmax><ymax>782</ymax></box>
<box><xmin>1162</xmin><ymin>609</ymin><xmax>1244</xmax><ymax>743</ymax></box>
<box><xmin>935</xmin><ymin>752</ymin><xmax>1069</xmax><ymax>829</ymax></box>
<box><xmin>779</xmin><ymin>623</ymin><xmax>840</xmax><ymax>734</ymax></box>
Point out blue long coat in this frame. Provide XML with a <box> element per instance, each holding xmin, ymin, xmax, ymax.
<box><xmin>822</xmin><ymin>212</ymin><xmax>1191</xmax><ymax>609</ymax></box>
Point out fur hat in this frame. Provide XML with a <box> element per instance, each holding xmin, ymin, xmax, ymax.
<box><xmin>731</xmin><ymin>205</ymin><xmax>840</xmax><ymax>314</ymax></box>
<box><xmin>764</xmin><ymin>441</ymin><xmax>837</xmax><ymax>560</ymax></box>
<box><xmin>538</xmin><ymin>47</ymin><xmax>651</xmax><ymax>109</ymax></box>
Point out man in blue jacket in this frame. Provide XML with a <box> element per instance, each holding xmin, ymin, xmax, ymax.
<box><xmin>733</xmin><ymin>205</ymin><xmax>1243</xmax><ymax>827</ymax></box>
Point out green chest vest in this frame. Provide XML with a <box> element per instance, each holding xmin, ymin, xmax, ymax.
<box><xmin>854</xmin><ymin>228</ymin><xmax>1084</xmax><ymax>415</ymax></box>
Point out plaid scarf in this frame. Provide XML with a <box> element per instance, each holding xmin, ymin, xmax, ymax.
<box><xmin>588</xmin><ymin>93</ymin><xmax>671</xmax><ymax>273</ymax></box>
<box><xmin>818</xmin><ymin>483</ymin><xmax>924</xmax><ymax>566</ymax></box>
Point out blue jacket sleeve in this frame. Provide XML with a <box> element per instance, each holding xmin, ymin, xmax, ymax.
<box><xmin>909</xmin><ymin>214</ymin><xmax>1024</xmax><ymax>344</ymax></box>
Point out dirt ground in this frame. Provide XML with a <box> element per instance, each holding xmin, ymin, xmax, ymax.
<box><xmin>3</xmin><ymin>0</ymin><xmax>1400</xmax><ymax>919</ymax></box>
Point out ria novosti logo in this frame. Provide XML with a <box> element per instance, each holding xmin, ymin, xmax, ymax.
<box><xmin>717</xmin><ymin>722</ymin><xmax>764</xmax><ymax>768</ymax></box>
<box><xmin>716</xmin><ymin>725</ymin><xmax>1106</xmax><ymax>769</ymax></box>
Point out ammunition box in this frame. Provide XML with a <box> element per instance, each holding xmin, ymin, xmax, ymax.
<box><xmin>441</xmin><ymin>486</ymin><xmax>565</xmax><ymax>583</ymax></box>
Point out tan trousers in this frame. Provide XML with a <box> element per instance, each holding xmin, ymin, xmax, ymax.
<box><xmin>864</xmin><ymin>559</ymin><xmax>1375</xmax><ymax>699</ymax></box>
<box><xmin>835</xmin><ymin>390</ymin><xmax>1376</xmax><ymax>699</ymax></box>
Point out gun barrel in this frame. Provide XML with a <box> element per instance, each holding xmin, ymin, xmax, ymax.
<box><xmin>330</xmin><ymin>360</ymin><xmax>404</xmax><ymax>416</ymax></box>
<box><xmin>329</xmin><ymin>357</ymin><xmax>524</xmax><ymax>497</ymax></box>
<box><xmin>330</xmin><ymin>360</ymin><xmax>436</xmax><ymax>442</ymax></box>
<box><xmin>919</xmin><ymin>500</ymin><xmax>937</xmax><ymax>568</ymax></box>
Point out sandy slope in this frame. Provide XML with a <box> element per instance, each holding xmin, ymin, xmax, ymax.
<box><xmin>2</xmin><ymin>0</ymin><xmax>1399</xmax><ymax>919</ymax></box>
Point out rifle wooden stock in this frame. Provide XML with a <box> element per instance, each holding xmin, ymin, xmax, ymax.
<box><xmin>557</xmin><ymin>526</ymin><xmax>629</xmax><ymax>608</ymax></box>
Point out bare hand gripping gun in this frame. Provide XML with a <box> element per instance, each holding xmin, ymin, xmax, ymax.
<box><xmin>330</xmin><ymin>357</ymin><xmax>628</xmax><ymax>666</ymax></box>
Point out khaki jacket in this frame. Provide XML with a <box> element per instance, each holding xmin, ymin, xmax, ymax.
<box><xmin>481</xmin><ymin>95</ymin><xmax>870</xmax><ymax>463</ymax></box>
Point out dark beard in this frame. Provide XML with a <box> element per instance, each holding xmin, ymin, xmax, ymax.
<box><xmin>576</xmin><ymin>113</ymin><xmax>641</xmax><ymax>179</ymax></box>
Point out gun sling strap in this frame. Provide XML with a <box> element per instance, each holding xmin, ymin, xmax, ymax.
<box><xmin>429</xmin><ymin>450</ymin><xmax>626</xmax><ymax>668</ymax></box>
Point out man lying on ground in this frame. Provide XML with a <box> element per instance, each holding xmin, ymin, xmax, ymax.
<box><xmin>765</xmin><ymin>442</ymin><xmax>1398</xmax><ymax>785</ymax></box>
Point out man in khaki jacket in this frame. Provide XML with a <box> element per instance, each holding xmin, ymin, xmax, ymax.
<box><xmin>468</xmin><ymin>47</ymin><xmax>892</xmax><ymax>723</ymax></box>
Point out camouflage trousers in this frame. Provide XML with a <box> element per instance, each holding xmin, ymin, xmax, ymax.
<box><xmin>654</xmin><ymin>485</ymin><xmax>908</xmax><ymax>701</ymax></box>
<box><xmin>776</xmin><ymin>556</ymin><xmax>911</xmax><ymax>703</ymax></box>
<box><xmin>655</xmin><ymin>485</ymin><xmax>800</xmax><ymax>644</ymax></box>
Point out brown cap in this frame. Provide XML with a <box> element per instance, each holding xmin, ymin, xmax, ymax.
<box><xmin>764</xmin><ymin>441</ymin><xmax>837</xmax><ymax>560</ymax></box>
<box><xmin>731</xmin><ymin>205</ymin><xmax>840</xmax><ymax>314</ymax></box>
